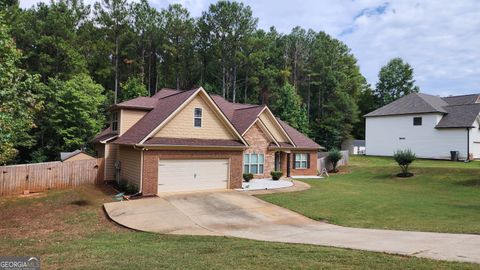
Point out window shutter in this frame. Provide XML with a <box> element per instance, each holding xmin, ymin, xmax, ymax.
<box><xmin>307</xmin><ymin>153</ymin><xmax>311</xmax><ymax>168</ymax></box>
<box><xmin>292</xmin><ymin>153</ymin><xmax>296</xmax><ymax>169</ymax></box>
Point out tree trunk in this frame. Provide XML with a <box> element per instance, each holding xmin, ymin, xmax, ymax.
<box><xmin>307</xmin><ymin>76</ymin><xmax>311</xmax><ymax>120</ymax></box>
<box><xmin>244</xmin><ymin>71</ymin><xmax>248</xmax><ymax>103</ymax></box>
<box><xmin>114</xmin><ymin>34</ymin><xmax>119</xmax><ymax>104</ymax></box>
<box><xmin>222</xmin><ymin>59</ymin><xmax>226</xmax><ymax>98</ymax></box>
<box><xmin>232</xmin><ymin>63</ymin><xmax>237</xmax><ymax>103</ymax></box>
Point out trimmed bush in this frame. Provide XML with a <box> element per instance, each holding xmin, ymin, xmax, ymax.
<box><xmin>270</xmin><ymin>171</ymin><xmax>283</xmax><ymax>180</ymax></box>
<box><xmin>393</xmin><ymin>149</ymin><xmax>416</xmax><ymax>177</ymax></box>
<box><xmin>118</xmin><ymin>180</ymin><xmax>138</xmax><ymax>195</ymax></box>
<box><xmin>243</xmin><ymin>173</ymin><xmax>254</xmax><ymax>182</ymax></box>
<box><xmin>327</xmin><ymin>149</ymin><xmax>343</xmax><ymax>173</ymax></box>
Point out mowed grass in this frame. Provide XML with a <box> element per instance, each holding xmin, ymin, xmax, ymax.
<box><xmin>260</xmin><ymin>156</ymin><xmax>480</xmax><ymax>234</ymax></box>
<box><xmin>0</xmin><ymin>185</ymin><xmax>477</xmax><ymax>269</ymax></box>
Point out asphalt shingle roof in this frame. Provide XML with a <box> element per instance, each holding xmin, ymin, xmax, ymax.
<box><xmin>436</xmin><ymin>104</ymin><xmax>480</xmax><ymax>128</ymax></box>
<box><xmin>364</xmin><ymin>93</ymin><xmax>447</xmax><ymax>117</ymax></box>
<box><xmin>365</xmin><ymin>92</ymin><xmax>480</xmax><ymax>129</ymax></box>
<box><xmin>92</xmin><ymin>88</ymin><xmax>321</xmax><ymax>149</ymax></box>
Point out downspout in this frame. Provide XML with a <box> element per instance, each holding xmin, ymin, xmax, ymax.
<box><xmin>466</xmin><ymin>128</ymin><xmax>471</xmax><ymax>161</ymax></box>
<box><xmin>132</xmin><ymin>145</ymin><xmax>144</xmax><ymax>196</ymax></box>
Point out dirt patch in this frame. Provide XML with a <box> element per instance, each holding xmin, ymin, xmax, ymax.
<box><xmin>0</xmin><ymin>184</ymin><xmax>128</xmax><ymax>240</ymax></box>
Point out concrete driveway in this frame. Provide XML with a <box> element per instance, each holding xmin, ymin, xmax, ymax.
<box><xmin>104</xmin><ymin>191</ymin><xmax>480</xmax><ymax>264</ymax></box>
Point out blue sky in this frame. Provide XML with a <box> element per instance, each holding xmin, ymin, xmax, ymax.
<box><xmin>19</xmin><ymin>0</ymin><xmax>480</xmax><ymax>96</ymax></box>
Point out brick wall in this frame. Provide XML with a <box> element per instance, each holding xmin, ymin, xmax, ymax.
<box><xmin>142</xmin><ymin>149</ymin><xmax>243</xmax><ymax>196</ymax></box>
<box><xmin>243</xmin><ymin>123</ymin><xmax>275</xmax><ymax>178</ymax></box>
<box><xmin>280</xmin><ymin>151</ymin><xmax>318</xmax><ymax>176</ymax></box>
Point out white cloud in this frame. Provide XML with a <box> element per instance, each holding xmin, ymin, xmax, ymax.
<box><xmin>18</xmin><ymin>0</ymin><xmax>480</xmax><ymax>95</ymax></box>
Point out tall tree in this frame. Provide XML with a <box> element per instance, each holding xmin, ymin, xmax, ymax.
<box><xmin>308</xmin><ymin>31</ymin><xmax>365</xmax><ymax>148</ymax></box>
<box><xmin>161</xmin><ymin>4</ymin><xmax>195</xmax><ymax>90</ymax></box>
<box><xmin>8</xmin><ymin>0</ymin><xmax>89</xmax><ymax>81</ymax></box>
<box><xmin>0</xmin><ymin>13</ymin><xmax>42</xmax><ymax>164</ymax></box>
<box><xmin>94</xmin><ymin>0</ymin><xmax>129</xmax><ymax>104</ymax></box>
<box><xmin>201</xmin><ymin>0</ymin><xmax>257</xmax><ymax>102</ymax></box>
<box><xmin>374</xmin><ymin>57</ymin><xmax>420</xmax><ymax>106</ymax></box>
<box><xmin>271</xmin><ymin>83</ymin><xmax>309</xmax><ymax>135</ymax></box>
<box><xmin>130</xmin><ymin>0</ymin><xmax>162</xmax><ymax>93</ymax></box>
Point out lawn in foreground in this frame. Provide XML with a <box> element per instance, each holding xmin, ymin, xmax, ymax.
<box><xmin>0</xmin><ymin>185</ymin><xmax>477</xmax><ymax>269</ymax></box>
<box><xmin>260</xmin><ymin>156</ymin><xmax>480</xmax><ymax>234</ymax></box>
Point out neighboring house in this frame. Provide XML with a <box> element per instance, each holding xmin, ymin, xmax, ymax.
<box><xmin>60</xmin><ymin>150</ymin><xmax>95</xmax><ymax>162</ymax></box>
<box><xmin>92</xmin><ymin>87</ymin><xmax>322</xmax><ymax>194</ymax></box>
<box><xmin>342</xmin><ymin>139</ymin><xmax>365</xmax><ymax>155</ymax></box>
<box><xmin>365</xmin><ymin>92</ymin><xmax>480</xmax><ymax>160</ymax></box>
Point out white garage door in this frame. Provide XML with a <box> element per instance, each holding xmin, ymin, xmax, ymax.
<box><xmin>158</xmin><ymin>159</ymin><xmax>229</xmax><ymax>193</ymax></box>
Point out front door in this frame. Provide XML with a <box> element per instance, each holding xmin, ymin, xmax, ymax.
<box><xmin>286</xmin><ymin>153</ymin><xmax>291</xmax><ymax>177</ymax></box>
<box><xmin>274</xmin><ymin>152</ymin><xmax>281</xmax><ymax>171</ymax></box>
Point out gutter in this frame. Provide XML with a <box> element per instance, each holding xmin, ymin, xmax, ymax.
<box><xmin>135</xmin><ymin>144</ymin><xmax>247</xmax><ymax>150</ymax></box>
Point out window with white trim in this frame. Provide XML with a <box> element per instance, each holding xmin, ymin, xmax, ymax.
<box><xmin>295</xmin><ymin>153</ymin><xmax>308</xmax><ymax>169</ymax></box>
<box><xmin>111</xmin><ymin>111</ymin><xmax>119</xmax><ymax>132</ymax></box>
<box><xmin>244</xmin><ymin>153</ymin><xmax>264</xmax><ymax>174</ymax></box>
<box><xmin>194</xmin><ymin>107</ymin><xmax>202</xmax><ymax>127</ymax></box>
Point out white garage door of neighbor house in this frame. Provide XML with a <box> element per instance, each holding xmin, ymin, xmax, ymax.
<box><xmin>158</xmin><ymin>159</ymin><xmax>229</xmax><ymax>193</ymax></box>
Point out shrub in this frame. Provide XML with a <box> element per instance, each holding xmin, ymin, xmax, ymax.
<box><xmin>270</xmin><ymin>171</ymin><xmax>283</xmax><ymax>180</ymax></box>
<box><xmin>393</xmin><ymin>149</ymin><xmax>416</xmax><ymax>177</ymax></box>
<box><xmin>125</xmin><ymin>183</ymin><xmax>138</xmax><ymax>195</ymax></box>
<box><xmin>327</xmin><ymin>149</ymin><xmax>343</xmax><ymax>173</ymax></box>
<box><xmin>243</xmin><ymin>173</ymin><xmax>254</xmax><ymax>182</ymax></box>
<box><xmin>118</xmin><ymin>180</ymin><xmax>138</xmax><ymax>195</ymax></box>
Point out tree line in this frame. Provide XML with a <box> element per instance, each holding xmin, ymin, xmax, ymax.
<box><xmin>0</xmin><ymin>0</ymin><xmax>419</xmax><ymax>164</ymax></box>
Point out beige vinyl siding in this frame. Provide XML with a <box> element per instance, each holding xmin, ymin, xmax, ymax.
<box><xmin>120</xmin><ymin>109</ymin><xmax>147</xmax><ymax>135</ymax></box>
<box><xmin>118</xmin><ymin>145</ymin><xmax>142</xmax><ymax>187</ymax></box>
<box><xmin>154</xmin><ymin>94</ymin><xmax>236</xmax><ymax>140</ymax></box>
<box><xmin>104</xmin><ymin>143</ymin><xmax>119</xmax><ymax>181</ymax></box>
<box><xmin>258</xmin><ymin>111</ymin><xmax>289</xmax><ymax>142</ymax></box>
<box><xmin>63</xmin><ymin>152</ymin><xmax>95</xmax><ymax>162</ymax></box>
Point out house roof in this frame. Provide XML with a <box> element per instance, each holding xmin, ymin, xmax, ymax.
<box><xmin>60</xmin><ymin>150</ymin><xmax>93</xmax><ymax>161</ymax></box>
<box><xmin>436</xmin><ymin>104</ymin><xmax>480</xmax><ymax>128</ymax></box>
<box><xmin>365</xmin><ymin>92</ymin><xmax>480</xmax><ymax>129</ymax></box>
<box><xmin>277</xmin><ymin>119</ymin><xmax>323</xmax><ymax>149</ymax></box>
<box><xmin>442</xmin><ymin>94</ymin><xmax>479</xmax><ymax>106</ymax></box>
<box><xmin>94</xmin><ymin>87</ymin><xmax>321</xmax><ymax>149</ymax></box>
<box><xmin>111</xmin><ymin>96</ymin><xmax>158</xmax><ymax>110</ymax></box>
<box><xmin>231</xmin><ymin>106</ymin><xmax>266</xmax><ymax>134</ymax></box>
<box><xmin>115</xmin><ymin>88</ymin><xmax>199</xmax><ymax>145</ymax></box>
<box><xmin>142</xmin><ymin>137</ymin><xmax>245</xmax><ymax>147</ymax></box>
<box><xmin>365</xmin><ymin>93</ymin><xmax>448</xmax><ymax>117</ymax></box>
<box><xmin>352</xmin><ymin>140</ymin><xmax>365</xmax><ymax>147</ymax></box>
<box><xmin>91</xmin><ymin>127</ymin><xmax>117</xmax><ymax>143</ymax></box>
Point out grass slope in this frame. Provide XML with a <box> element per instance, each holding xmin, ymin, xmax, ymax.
<box><xmin>260</xmin><ymin>156</ymin><xmax>480</xmax><ymax>234</ymax></box>
<box><xmin>0</xmin><ymin>185</ymin><xmax>477</xmax><ymax>269</ymax></box>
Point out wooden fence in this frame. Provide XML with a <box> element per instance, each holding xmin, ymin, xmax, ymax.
<box><xmin>317</xmin><ymin>150</ymin><xmax>349</xmax><ymax>172</ymax></box>
<box><xmin>0</xmin><ymin>158</ymin><xmax>104</xmax><ymax>196</ymax></box>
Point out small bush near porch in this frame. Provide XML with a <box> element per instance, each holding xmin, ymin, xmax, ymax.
<box><xmin>259</xmin><ymin>156</ymin><xmax>480</xmax><ymax>234</ymax></box>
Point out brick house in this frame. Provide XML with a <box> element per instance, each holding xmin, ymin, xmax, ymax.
<box><xmin>92</xmin><ymin>87</ymin><xmax>322</xmax><ymax>195</ymax></box>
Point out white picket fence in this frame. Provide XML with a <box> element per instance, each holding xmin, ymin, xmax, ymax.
<box><xmin>317</xmin><ymin>150</ymin><xmax>349</xmax><ymax>172</ymax></box>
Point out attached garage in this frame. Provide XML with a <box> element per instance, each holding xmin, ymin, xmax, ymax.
<box><xmin>158</xmin><ymin>159</ymin><xmax>229</xmax><ymax>193</ymax></box>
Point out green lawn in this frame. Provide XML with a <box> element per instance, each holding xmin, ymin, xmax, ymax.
<box><xmin>0</xmin><ymin>185</ymin><xmax>477</xmax><ymax>269</ymax></box>
<box><xmin>260</xmin><ymin>156</ymin><xmax>480</xmax><ymax>234</ymax></box>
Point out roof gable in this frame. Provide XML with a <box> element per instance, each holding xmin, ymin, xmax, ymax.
<box><xmin>115</xmin><ymin>88</ymin><xmax>199</xmax><ymax>145</ymax></box>
<box><xmin>153</xmin><ymin>92</ymin><xmax>239</xmax><ymax>141</ymax></box>
<box><xmin>137</xmin><ymin>88</ymin><xmax>247</xmax><ymax>145</ymax></box>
